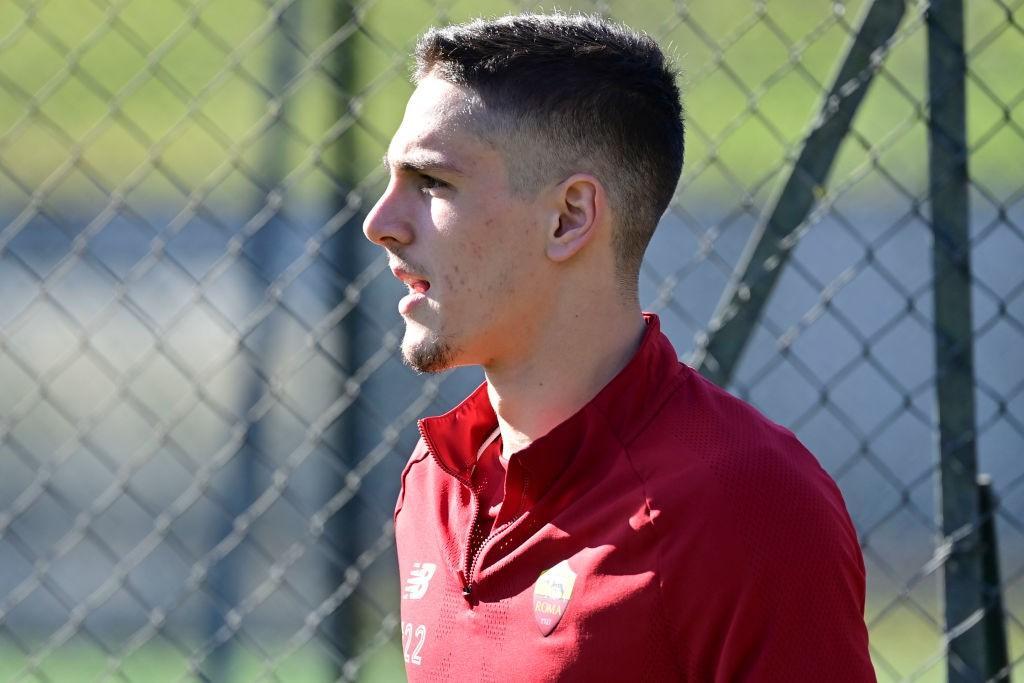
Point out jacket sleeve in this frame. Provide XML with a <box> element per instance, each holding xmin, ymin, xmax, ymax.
<box><xmin>657</xmin><ymin>435</ymin><xmax>876</xmax><ymax>682</ymax></box>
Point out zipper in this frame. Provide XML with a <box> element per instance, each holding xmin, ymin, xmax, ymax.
<box><xmin>417</xmin><ymin>421</ymin><xmax>529</xmax><ymax>602</ymax></box>
<box><xmin>460</xmin><ymin>472</ymin><xmax>529</xmax><ymax>601</ymax></box>
<box><xmin>461</xmin><ymin>514</ymin><xmax>523</xmax><ymax>601</ymax></box>
<box><xmin>460</xmin><ymin>480</ymin><xmax>485</xmax><ymax>600</ymax></box>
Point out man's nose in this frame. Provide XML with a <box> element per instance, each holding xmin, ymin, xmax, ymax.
<box><xmin>363</xmin><ymin>183</ymin><xmax>413</xmax><ymax>247</ymax></box>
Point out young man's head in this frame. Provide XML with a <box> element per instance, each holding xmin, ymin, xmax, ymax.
<box><xmin>363</xmin><ymin>13</ymin><xmax>684</xmax><ymax>373</ymax></box>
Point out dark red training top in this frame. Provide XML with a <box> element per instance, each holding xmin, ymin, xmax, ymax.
<box><xmin>395</xmin><ymin>314</ymin><xmax>875</xmax><ymax>681</ymax></box>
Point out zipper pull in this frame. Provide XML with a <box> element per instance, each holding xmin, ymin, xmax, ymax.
<box><xmin>457</xmin><ymin>570</ymin><xmax>473</xmax><ymax>600</ymax></box>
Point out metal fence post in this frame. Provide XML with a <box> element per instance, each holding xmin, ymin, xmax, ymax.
<box><xmin>200</xmin><ymin>2</ymin><xmax>302</xmax><ymax>680</ymax></box>
<box><xmin>977</xmin><ymin>475</ymin><xmax>1010</xmax><ymax>682</ymax></box>
<box><xmin>328</xmin><ymin>0</ymin><xmax>359</xmax><ymax>679</ymax></box>
<box><xmin>693</xmin><ymin>0</ymin><xmax>905</xmax><ymax>386</ymax></box>
<box><xmin>926</xmin><ymin>0</ymin><xmax>988</xmax><ymax>680</ymax></box>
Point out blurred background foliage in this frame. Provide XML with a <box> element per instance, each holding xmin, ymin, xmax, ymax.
<box><xmin>2</xmin><ymin>0</ymin><xmax>1020</xmax><ymax>209</ymax></box>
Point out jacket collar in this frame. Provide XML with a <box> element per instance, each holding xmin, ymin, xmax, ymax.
<box><xmin>418</xmin><ymin>313</ymin><xmax>682</xmax><ymax>500</ymax></box>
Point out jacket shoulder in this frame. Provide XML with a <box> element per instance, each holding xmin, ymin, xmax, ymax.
<box><xmin>626</xmin><ymin>367</ymin><xmax>871</xmax><ymax>679</ymax></box>
<box><xmin>631</xmin><ymin>364</ymin><xmax>845</xmax><ymax>516</ymax></box>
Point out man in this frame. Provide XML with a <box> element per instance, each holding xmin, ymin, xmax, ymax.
<box><xmin>363</xmin><ymin>12</ymin><xmax>875</xmax><ymax>682</ymax></box>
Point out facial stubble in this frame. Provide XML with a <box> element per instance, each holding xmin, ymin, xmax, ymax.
<box><xmin>401</xmin><ymin>325</ymin><xmax>457</xmax><ymax>374</ymax></box>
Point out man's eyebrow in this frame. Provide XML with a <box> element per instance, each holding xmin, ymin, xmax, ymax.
<box><xmin>382</xmin><ymin>152</ymin><xmax>465</xmax><ymax>176</ymax></box>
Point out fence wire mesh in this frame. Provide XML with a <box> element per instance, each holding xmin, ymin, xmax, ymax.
<box><xmin>0</xmin><ymin>0</ymin><xmax>1022</xmax><ymax>680</ymax></box>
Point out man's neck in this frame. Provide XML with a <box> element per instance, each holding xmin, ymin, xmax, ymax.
<box><xmin>483</xmin><ymin>306</ymin><xmax>647</xmax><ymax>460</ymax></box>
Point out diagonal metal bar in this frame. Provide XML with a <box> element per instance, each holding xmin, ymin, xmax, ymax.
<box><xmin>693</xmin><ymin>0</ymin><xmax>907</xmax><ymax>386</ymax></box>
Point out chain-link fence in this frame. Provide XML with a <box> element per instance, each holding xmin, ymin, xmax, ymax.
<box><xmin>1</xmin><ymin>0</ymin><xmax>1021</xmax><ymax>680</ymax></box>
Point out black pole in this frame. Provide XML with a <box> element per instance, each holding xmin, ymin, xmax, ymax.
<box><xmin>977</xmin><ymin>475</ymin><xmax>1010</xmax><ymax>683</ymax></box>
<box><xmin>201</xmin><ymin>2</ymin><xmax>300</xmax><ymax>680</ymax></box>
<box><xmin>327</xmin><ymin>1</ymin><xmax>359</xmax><ymax>680</ymax></box>
<box><xmin>694</xmin><ymin>0</ymin><xmax>905</xmax><ymax>386</ymax></box>
<box><xmin>926</xmin><ymin>1</ymin><xmax>988</xmax><ymax>680</ymax></box>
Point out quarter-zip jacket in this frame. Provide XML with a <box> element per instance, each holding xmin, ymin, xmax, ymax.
<box><xmin>395</xmin><ymin>314</ymin><xmax>875</xmax><ymax>681</ymax></box>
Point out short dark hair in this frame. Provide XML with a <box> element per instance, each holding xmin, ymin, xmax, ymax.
<box><xmin>414</xmin><ymin>12</ymin><xmax>684</xmax><ymax>293</ymax></box>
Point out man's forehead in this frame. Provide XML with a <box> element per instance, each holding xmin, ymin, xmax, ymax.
<box><xmin>407</xmin><ymin>75</ymin><xmax>479</xmax><ymax>119</ymax></box>
<box><xmin>386</xmin><ymin>77</ymin><xmax>493</xmax><ymax>170</ymax></box>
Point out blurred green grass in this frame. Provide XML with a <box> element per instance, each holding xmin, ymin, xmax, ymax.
<box><xmin>0</xmin><ymin>0</ymin><xmax>1020</xmax><ymax>208</ymax></box>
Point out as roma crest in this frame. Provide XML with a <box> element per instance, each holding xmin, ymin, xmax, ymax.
<box><xmin>532</xmin><ymin>559</ymin><xmax>577</xmax><ymax>636</ymax></box>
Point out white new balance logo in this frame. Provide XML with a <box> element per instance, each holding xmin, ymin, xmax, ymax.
<box><xmin>403</xmin><ymin>562</ymin><xmax>437</xmax><ymax>600</ymax></box>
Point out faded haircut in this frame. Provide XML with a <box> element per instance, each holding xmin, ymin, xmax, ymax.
<box><xmin>413</xmin><ymin>12</ymin><xmax>685</xmax><ymax>295</ymax></box>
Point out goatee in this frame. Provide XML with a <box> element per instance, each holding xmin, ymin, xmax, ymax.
<box><xmin>402</xmin><ymin>332</ymin><xmax>456</xmax><ymax>374</ymax></box>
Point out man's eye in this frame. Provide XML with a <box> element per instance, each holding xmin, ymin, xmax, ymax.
<box><xmin>419</xmin><ymin>174</ymin><xmax>447</xmax><ymax>191</ymax></box>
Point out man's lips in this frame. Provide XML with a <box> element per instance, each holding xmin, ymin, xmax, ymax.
<box><xmin>390</xmin><ymin>265</ymin><xmax>431</xmax><ymax>294</ymax></box>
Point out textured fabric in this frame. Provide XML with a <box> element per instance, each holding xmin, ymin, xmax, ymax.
<box><xmin>395</xmin><ymin>314</ymin><xmax>875</xmax><ymax>681</ymax></box>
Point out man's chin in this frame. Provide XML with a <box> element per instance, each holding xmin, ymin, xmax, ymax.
<box><xmin>401</xmin><ymin>329</ymin><xmax>456</xmax><ymax>374</ymax></box>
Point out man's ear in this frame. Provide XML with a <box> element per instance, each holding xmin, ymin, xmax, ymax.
<box><xmin>546</xmin><ymin>174</ymin><xmax>605</xmax><ymax>263</ymax></box>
